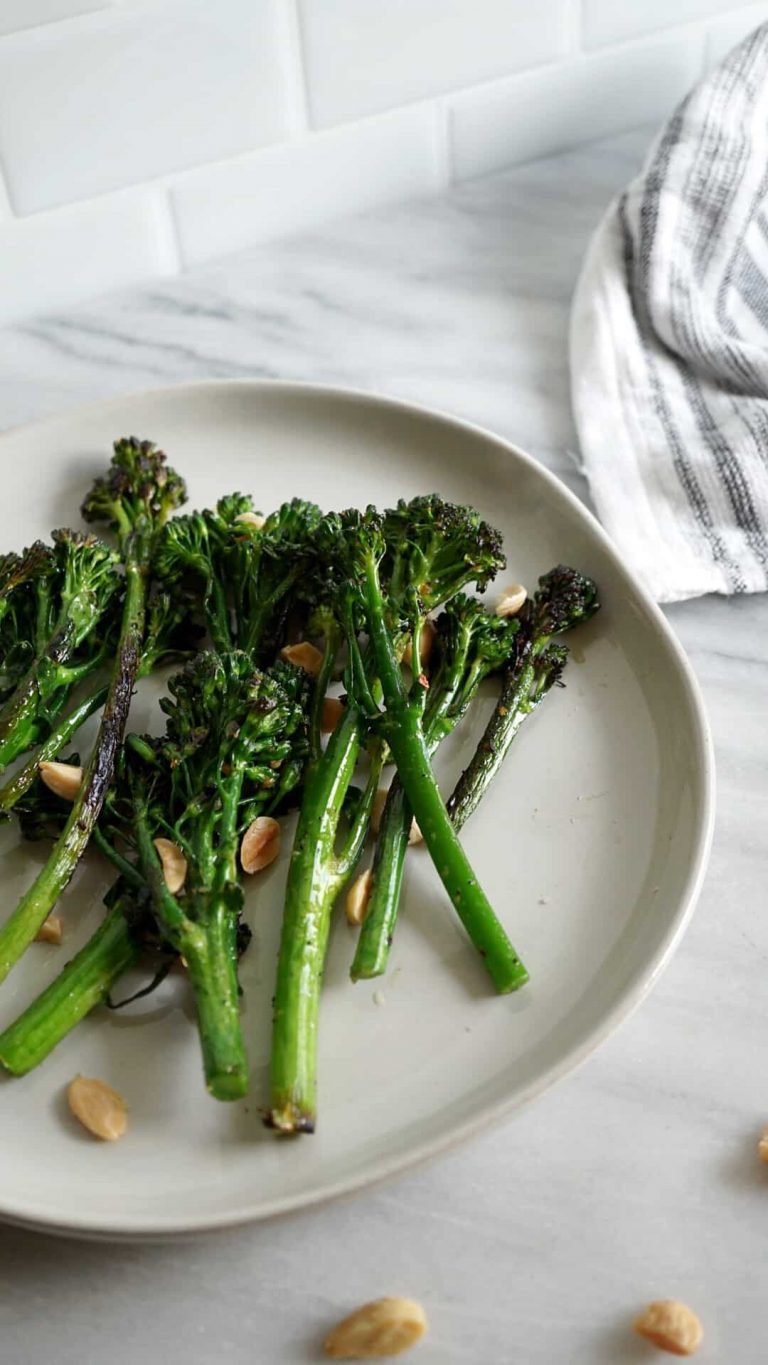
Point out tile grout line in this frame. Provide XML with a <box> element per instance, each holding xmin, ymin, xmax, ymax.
<box><xmin>429</xmin><ymin>21</ymin><xmax>709</xmax><ymax>136</ymax></box>
<box><xmin>0</xmin><ymin>3</ymin><xmax>751</xmax><ymax>289</ymax></box>
<box><xmin>278</xmin><ymin>0</ymin><xmax>312</xmax><ymax>137</ymax></box>
<box><xmin>566</xmin><ymin>15</ymin><xmax>733</xmax><ymax>63</ymax></box>
<box><xmin>567</xmin><ymin>0</ymin><xmax>584</xmax><ymax>55</ymax></box>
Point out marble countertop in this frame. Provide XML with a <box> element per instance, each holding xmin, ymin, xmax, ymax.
<box><xmin>1</xmin><ymin>127</ymin><xmax>765</xmax><ymax>1364</ymax></box>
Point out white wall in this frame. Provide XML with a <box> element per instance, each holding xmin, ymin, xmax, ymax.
<box><xmin>0</xmin><ymin>0</ymin><xmax>765</xmax><ymax>324</ymax></box>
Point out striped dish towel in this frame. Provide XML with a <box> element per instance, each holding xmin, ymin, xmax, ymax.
<box><xmin>570</xmin><ymin>24</ymin><xmax>768</xmax><ymax>603</ymax></box>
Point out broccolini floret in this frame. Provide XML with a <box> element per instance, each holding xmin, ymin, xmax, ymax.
<box><xmin>156</xmin><ymin>494</ymin><xmax>323</xmax><ymax>658</ymax></box>
<box><xmin>81</xmin><ymin>435</ymin><xmax>187</xmax><ymax>539</ymax></box>
<box><xmin>0</xmin><ymin>531</ymin><xmax>120</xmax><ymax>770</ymax></box>
<box><xmin>447</xmin><ymin>565</ymin><xmax>600</xmax><ymax>832</ymax></box>
<box><xmin>0</xmin><ymin>437</ymin><xmax>186</xmax><ymax>985</ymax></box>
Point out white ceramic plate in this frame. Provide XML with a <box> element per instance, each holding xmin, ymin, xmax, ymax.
<box><xmin>0</xmin><ymin>381</ymin><xmax>714</xmax><ymax>1240</ymax></box>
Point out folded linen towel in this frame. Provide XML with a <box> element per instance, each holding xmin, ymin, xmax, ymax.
<box><xmin>570</xmin><ymin>24</ymin><xmax>768</xmax><ymax>602</ymax></box>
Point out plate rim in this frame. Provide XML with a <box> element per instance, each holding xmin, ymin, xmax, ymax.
<box><xmin>0</xmin><ymin>377</ymin><xmax>716</xmax><ymax>1240</ymax></box>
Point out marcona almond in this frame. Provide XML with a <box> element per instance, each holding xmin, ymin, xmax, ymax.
<box><xmin>39</xmin><ymin>760</ymin><xmax>82</xmax><ymax>801</ymax></box>
<box><xmin>233</xmin><ymin>511</ymin><xmax>266</xmax><ymax>530</ymax></box>
<box><xmin>67</xmin><ymin>1075</ymin><xmax>128</xmax><ymax>1142</ymax></box>
<box><xmin>322</xmin><ymin>696</ymin><xmax>345</xmax><ymax>733</ymax></box>
<box><xmin>280</xmin><ymin>641</ymin><xmax>324</xmax><ymax>677</ymax></box>
<box><xmin>759</xmin><ymin>1126</ymin><xmax>768</xmax><ymax>1163</ymax></box>
<box><xmin>402</xmin><ymin>619</ymin><xmax>436</xmax><ymax>670</ymax></box>
<box><xmin>371</xmin><ymin>789</ymin><xmax>421</xmax><ymax>845</ymax></box>
<box><xmin>633</xmin><ymin>1300</ymin><xmax>703</xmax><ymax>1356</ymax></box>
<box><xmin>153</xmin><ymin>837</ymin><xmax>188</xmax><ymax>895</ymax></box>
<box><xmin>495</xmin><ymin>583</ymin><xmax>527</xmax><ymax>618</ymax></box>
<box><xmin>346</xmin><ymin>869</ymin><xmax>374</xmax><ymax>926</ymax></box>
<box><xmin>241</xmin><ymin>816</ymin><xmax>281</xmax><ymax>873</ymax></box>
<box><xmin>324</xmin><ymin>1297</ymin><xmax>428</xmax><ymax>1359</ymax></box>
<box><xmin>35</xmin><ymin>914</ymin><xmax>63</xmax><ymax>945</ymax></box>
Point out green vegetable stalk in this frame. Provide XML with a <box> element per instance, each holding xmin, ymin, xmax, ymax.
<box><xmin>447</xmin><ymin>566</ymin><xmax>600</xmax><ymax>830</ymax></box>
<box><xmin>352</xmin><ymin>594</ymin><xmax>519</xmax><ymax>981</ymax></box>
<box><xmin>268</xmin><ymin>496</ymin><xmax>514</xmax><ymax>1133</ymax></box>
<box><xmin>0</xmin><ymin>585</ymin><xmax>197</xmax><ymax>817</ymax></box>
<box><xmin>128</xmin><ymin>651</ymin><xmax>309</xmax><ymax>1100</ymax></box>
<box><xmin>268</xmin><ymin>671</ymin><xmax>382</xmax><ymax>1132</ymax></box>
<box><xmin>0</xmin><ymin>438</ymin><xmax>186</xmax><ymax>983</ymax></box>
<box><xmin>353</xmin><ymin>567</ymin><xmax>599</xmax><ymax>980</ymax></box>
<box><xmin>348</xmin><ymin>502</ymin><xmax>527</xmax><ymax>994</ymax></box>
<box><xmin>0</xmin><ymin>889</ymin><xmax>144</xmax><ymax>1076</ymax></box>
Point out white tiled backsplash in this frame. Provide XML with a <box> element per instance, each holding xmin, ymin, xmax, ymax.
<box><xmin>0</xmin><ymin>0</ymin><xmax>765</xmax><ymax>325</ymax></box>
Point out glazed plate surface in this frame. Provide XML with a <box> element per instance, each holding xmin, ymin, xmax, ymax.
<box><xmin>0</xmin><ymin>382</ymin><xmax>714</xmax><ymax>1237</ymax></box>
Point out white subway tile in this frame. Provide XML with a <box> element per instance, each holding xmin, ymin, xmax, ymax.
<box><xmin>0</xmin><ymin>0</ymin><xmax>291</xmax><ymax>214</ymax></box>
<box><xmin>449</xmin><ymin>35</ymin><xmax>703</xmax><ymax>180</ymax></box>
<box><xmin>0</xmin><ymin>0</ymin><xmax>108</xmax><ymax>36</ymax></box>
<box><xmin>0</xmin><ymin>188</ymin><xmax>178</xmax><ymax>326</ymax></box>
<box><xmin>705</xmin><ymin>3</ymin><xmax>768</xmax><ymax>66</ymax></box>
<box><xmin>171</xmin><ymin>106</ymin><xmax>440</xmax><ymax>267</ymax></box>
<box><xmin>297</xmin><ymin>0</ymin><xmax>569</xmax><ymax>128</ymax></box>
<box><xmin>582</xmin><ymin>0</ymin><xmax>740</xmax><ymax>48</ymax></box>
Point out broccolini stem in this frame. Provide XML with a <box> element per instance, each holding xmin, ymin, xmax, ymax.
<box><xmin>447</xmin><ymin>645</ymin><xmax>552</xmax><ymax>832</ymax></box>
<box><xmin>0</xmin><ymin>619</ymin><xmax>185</xmax><ymax>817</ymax></box>
<box><xmin>350</xmin><ymin>779</ymin><xmax>410</xmax><ymax>981</ymax></box>
<box><xmin>0</xmin><ymin>667</ymin><xmax>63</xmax><ymax>772</ymax></box>
<box><xmin>380</xmin><ymin>708</ymin><xmax>528</xmax><ymax>993</ymax></box>
<box><xmin>309</xmin><ymin>621</ymin><xmax>341</xmax><ymax>766</ymax></box>
<box><xmin>134</xmin><ymin>804</ymin><xmax>248</xmax><ymax>1102</ymax></box>
<box><xmin>0</xmin><ymin>541</ymin><xmax>148</xmax><ymax>983</ymax></box>
<box><xmin>268</xmin><ymin>704</ymin><xmax>362</xmax><ymax>1133</ymax></box>
<box><xmin>0</xmin><ymin>903</ymin><xmax>140</xmax><ymax>1075</ymax></box>
<box><xmin>335</xmin><ymin>739</ymin><xmax>385</xmax><ymax>878</ymax></box>
<box><xmin>0</xmin><ymin>632</ymin><xmax>109</xmax><ymax>773</ymax></box>
<box><xmin>352</xmin><ymin>653</ymin><xmax>528</xmax><ymax>982</ymax></box>
<box><xmin>361</xmin><ymin>554</ymin><xmax>527</xmax><ymax>993</ymax></box>
<box><xmin>91</xmin><ymin>826</ymin><xmax>145</xmax><ymax>888</ymax></box>
<box><xmin>352</xmin><ymin>618</ymin><xmax>483</xmax><ymax>981</ymax></box>
<box><xmin>352</xmin><ymin>680</ymin><xmax>535</xmax><ymax>981</ymax></box>
<box><xmin>208</xmin><ymin>575</ymin><xmax>232</xmax><ymax>653</ymax></box>
<box><xmin>0</xmin><ymin>681</ymin><xmax>108</xmax><ymax>813</ymax></box>
<box><xmin>181</xmin><ymin>895</ymin><xmax>248</xmax><ymax>1102</ymax></box>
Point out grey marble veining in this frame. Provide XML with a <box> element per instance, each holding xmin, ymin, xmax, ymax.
<box><xmin>1</xmin><ymin>127</ymin><xmax>766</xmax><ymax>1363</ymax></box>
